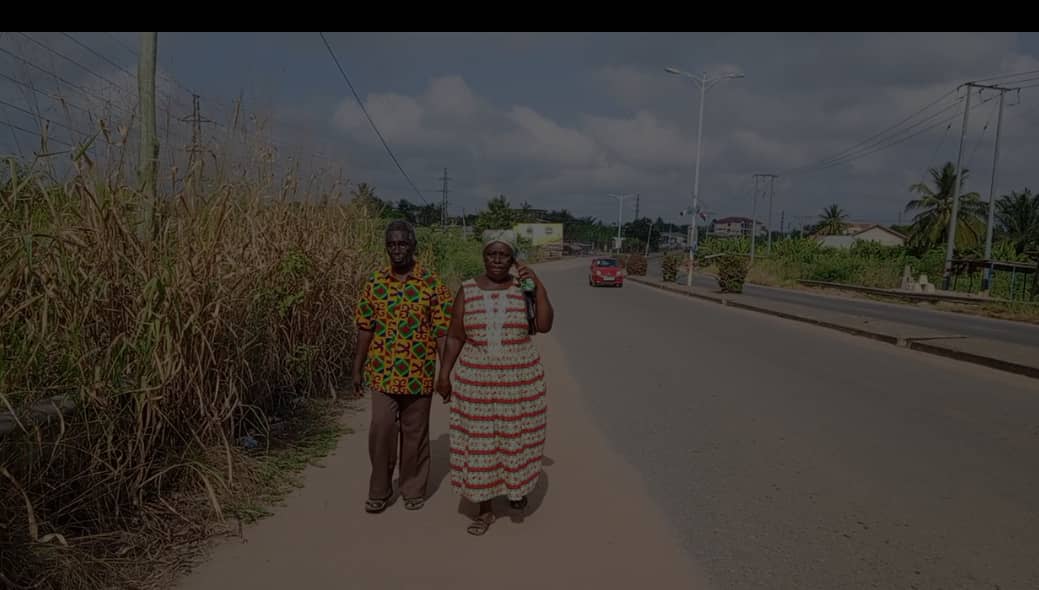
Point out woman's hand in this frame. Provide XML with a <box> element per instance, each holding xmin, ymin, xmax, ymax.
<box><xmin>514</xmin><ymin>261</ymin><xmax>541</xmax><ymax>288</ymax></box>
<box><xmin>435</xmin><ymin>373</ymin><xmax>452</xmax><ymax>403</ymax></box>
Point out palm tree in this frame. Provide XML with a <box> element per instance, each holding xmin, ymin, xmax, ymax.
<box><xmin>996</xmin><ymin>189</ymin><xmax>1039</xmax><ymax>254</ymax></box>
<box><xmin>817</xmin><ymin>204</ymin><xmax>849</xmax><ymax>236</ymax></box>
<box><xmin>905</xmin><ymin>162</ymin><xmax>985</xmax><ymax>249</ymax></box>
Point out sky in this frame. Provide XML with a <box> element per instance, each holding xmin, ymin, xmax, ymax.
<box><xmin>2</xmin><ymin>32</ymin><xmax>1038</xmax><ymax>230</ymax></box>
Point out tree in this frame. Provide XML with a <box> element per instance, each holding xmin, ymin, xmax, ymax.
<box><xmin>350</xmin><ymin>183</ymin><xmax>386</xmax><ymax>217</ymax></box>
<box><xmin>905</xmin><ymin>162</ymin><xmax>985</xmax><ymax>249</ymax></box>
<box><xmin>996</xmin><ymin>188</ymin><xmax>1039</xmax><ymax>254</ymax></box>
<box><xmin>817</xmin><ymin>204</ymin><xmax>849</xmax><ymax>236</ymax></box>
<box><xmin>518</xmin><ymin>201</ymin><xmax>536</xmax><ymax>223</ymax></box>
<box><xmin>474</xmin><ymin>195</ymin><xmax>518</xmax><ymax>237</ymax></box>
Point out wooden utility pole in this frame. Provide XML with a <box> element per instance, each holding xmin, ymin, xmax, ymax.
<box><xmin>137</xmin><ymin>32</ymin><xmax>159</xmax><ymax>240</ymax></box>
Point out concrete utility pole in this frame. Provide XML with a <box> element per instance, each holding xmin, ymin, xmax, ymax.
<box><xmin>137</xmin><ymin>32</ymin><xmax>158</xmax><ymax>241</ymax></box>
<box><xmin>751</xmin><ymin>174</ymin><xmax>776</xmax><ymax>261</ymax></box>
<box><xmin>941</xmin><ymin>86</ymin><xmax>972</xmax><ymax>290</ymax></box>
<box><xmin>439</xmin><ymin>168</ymin><xmax>451</xmax><ymax>228</ymax></box>
<box><xmin>766</xmin><ymin>174</ymin><xmax>777</xmax><ymax>255</ymax></box>
<box><xmin>981</xmin><ymin>86</ymin><xmax>1010</xmax><ymax>292</ymax></box>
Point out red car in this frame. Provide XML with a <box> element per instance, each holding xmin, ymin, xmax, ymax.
<box><xmin>588</xmin><ymin>257</ymin><xmax>624</xmax><ymax>287</ymax></box>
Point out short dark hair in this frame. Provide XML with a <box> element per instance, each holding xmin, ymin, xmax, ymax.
<box><xmin>385</xmin><ymin>219</ymin><xmax>416</xmax><ymax>244</ymax></box>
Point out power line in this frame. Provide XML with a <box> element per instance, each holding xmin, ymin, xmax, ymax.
<box><xmin>13</xmin><ymin>32</ymin><xmax>127</xmax><ymax>96</ymax></box>
<box><xmin>966</xmin><ymin>94</ymin><xmax>1000</xmax><ymax>170</ymax></box>
<box><xmin>98</xmin><ymin>31</ymin><xmax>222</xmax><ymax>116</ymax></box>
<box><xmin>0</xmin><ymin>119</ymin><xmax>75</xmax><ymax>149</ymax></box>
<box><xmin>808</xmin><ymin>88</ymin><xmax>960</xmax><ymax>170</ymax></box>
<box><xmin>317</xmin><ymin>32</ymin><xmax>429</xmax><ymax>205</ymax></box>
<box><xmin>0</xmin><ymin>46</ymin><xmax>133</xmax><ymax>116</ymax></box>
<box><xmin>0</xmin><ymin>97</ymin><xmax>92</xmax><ymax>140</ymax></box>
<box><xmin>789</xmin><ymin>95</ymin><xmax>965</xmax><ymax>176</ymax></box>
<box><xmin>970</xmin><ymin>68</ymin><xmax>1039</xmax><ymax>84</ymax></box>
<box><xmin>796</xmin><ymin>93</ymin><xmax>1001</xmax><ymax>176</ymax></box>
<box><xmin>782</xmin><ymin>69</ymin><xmax>1039</xmax><ymax>178</ymax></box>
<box><xmin>59</xmin><ymin>32</ymin><xmax>136</xmax><ymax>80</ymax></box>
<box><xmin>0</xmin><ymin>71</ymin><xmax>95</xmax><ymax>116</ymax></box>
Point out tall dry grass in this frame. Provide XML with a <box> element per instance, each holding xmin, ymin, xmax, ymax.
<box><xmin>0</xmin><ymin>148</ymin><xmax>383</xmax><ymax>588</ymax></box>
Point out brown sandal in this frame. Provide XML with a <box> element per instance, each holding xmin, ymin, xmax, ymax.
<box><xmin>466</xmin><ymin>513</ymin><xmax>496</xmax><ymax>536</ymax></box>
<box><xmin>365</xmin><ymin>494</ymin><xmax>392</xmax><ymax>514</ymax></box>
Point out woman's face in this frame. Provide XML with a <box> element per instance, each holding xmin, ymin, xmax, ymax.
<box><xmin>483</xmin><ymin>242</ymin><xmax>514</xmax><ymax>280</ymax></box>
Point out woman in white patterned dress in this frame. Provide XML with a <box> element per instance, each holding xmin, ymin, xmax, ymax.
<box><xmin>435</xmin><ymin>230</ymin><xmax>555</xmax><ymax>536</ymax></box>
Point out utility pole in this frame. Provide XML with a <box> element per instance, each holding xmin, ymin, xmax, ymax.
<box><xmin>137</xmin><ymin>32</ymin><xmax>158</xmax><ymax>241</ymax></box>
<box><xmin>942</xmin><ymin>86</ymin><xmax>973</xmax><ymax>290</ymax></box>
<box><xmin>943</xmin><ymin>80</ymin><xmax>1022</xmax><ymax>291</ymax></box>
<box><xmin>634</xmin><ymin>193</ymin><xmax>640</xmax><ymax>220</ymax></box>
<box><xmin>439</xmin><ymin>168</ymin><xmax>451</xmax><ymax>229</ymax></box>
<box><xmin>751</xmin><ymin>174</ymin><xmax>775</xmax><ymax>261</ymax></box>
<box><xmin>765</xmin><ymin>174</ymin><xmax>777</xmax><ymax>255</ymax></box>
<box><xmin>982</xmin><ymin>86</ymin><xmax>1010</xmax><ymax>292</ymax></box>
<box><xmin>189</xmin><ymin>94</ymin><xmax>201</xmax><ymax>166</ymax></box>
<box><xmin>780</xmin><ymin>210</ymin><xmax>785</xmax><ymax>238</ymax></box>
<box><xmin>608</xmin><ymin>193</ymin><xmax>633</xmax><ymax>253</ymax></box>
<box><xmin>750</xmin><ymin>175</ymin><xmax>759</xmax><ymax>262</ymax></box>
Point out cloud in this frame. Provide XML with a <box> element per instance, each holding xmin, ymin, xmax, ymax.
<box><xmin>12</xmin><ymin>32</ymin><xmax>1026</xmax><ymax>224</ymax></box>
<box><xmin>582</xmin><ymin>110</ymin><xmax>698</xmax><ymax>168</ymax></box>
<box><xmin>484</xmin><ymin>106</ymin><xmax>603</xmax><ymax>167</ymax></box>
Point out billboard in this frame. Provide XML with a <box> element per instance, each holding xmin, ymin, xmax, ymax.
<box><xmin>513</xmin><ymin>223</ymin><xmax>564</xmax><ymax>247</ymax></box>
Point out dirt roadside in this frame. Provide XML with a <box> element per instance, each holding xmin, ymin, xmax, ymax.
<box><xmin>176</xmin><ymin>332</ymin><xmax>712</xmax><ymax>590</ymax></box>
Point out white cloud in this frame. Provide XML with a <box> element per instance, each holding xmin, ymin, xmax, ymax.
<box><xmin>582</xmin><ymin>110</ymin><xmax>698</xmax><ymax>168</ymax></box>
<box><xmin>484</xmin><ymin>106</ymin><xmax>603</xmax><ymax>167</ymax></box>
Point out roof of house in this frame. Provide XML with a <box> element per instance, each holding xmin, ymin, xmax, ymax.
<box><xmin>812</xmin><ymin>224</ymin><xmax>907</xmax><ymax>241</ymax></box>
<box><xmin>712</xmin><ymin>216</ymin><xmax>755</xmax><ymax>224</ymax></box>
<box><xmin>850</xmin><ymin>224</ymin><xmax>907</xmax><ymax>240</ymax></box>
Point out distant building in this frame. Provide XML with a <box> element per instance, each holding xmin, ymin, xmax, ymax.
<box><xmin>709</xmin><ymin>217</ymin><xmax>766</xmax><ymax>238</ymax></box>
<box><xmin>513</xmin><ymin>223</ymin><xmax>563</xmax><ymax>246</ymax></box>
<box><xmin>814</xmin><ymin>224</ymin><xmax>906</xmax><ymax>248</ymax></box>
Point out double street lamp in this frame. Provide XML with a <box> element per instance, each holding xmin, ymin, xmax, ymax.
<box><xmin>665</xmin><ymin>66</ymin><xmax>744</xmax><ymax>286</ymax></box>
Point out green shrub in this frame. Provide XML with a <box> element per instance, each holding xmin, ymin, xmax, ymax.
<box><xmin>662</xmin><ymin>252</ymin><xmax>683</xmax><ymax>282</ymax></box>
<box><xmin>717</xmin><ymin>254</ymin><xmax>751</xmax><ymax>293</ymax></box>
<box><xmin>625</xmin><ymin>254</ymin><xmax>648</xmax><ymax>276</ymax></box>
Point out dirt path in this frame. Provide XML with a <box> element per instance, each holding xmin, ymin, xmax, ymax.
<box><xmin>177</xmin><ymin>332</ymin><xmax>711</xmax><ymax>590</ymax></box>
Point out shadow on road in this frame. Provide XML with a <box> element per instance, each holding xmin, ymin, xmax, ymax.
<box><xmin>426</xmin><ymin>433</ymin><xmax>451</xmax><ymax>499</ymax></box>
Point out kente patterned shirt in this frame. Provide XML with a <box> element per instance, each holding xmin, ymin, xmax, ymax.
<box><xmin>355</xmin><ymin>262</ymin><xmax>452</xmax><ymax>395</ymax></box>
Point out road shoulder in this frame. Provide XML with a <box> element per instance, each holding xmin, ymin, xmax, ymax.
<box><xmin>176</xmin><ymin>331</ymin><xmax>712</xmax><ymax>590</ymax></box>
<box><xmin>628</xmin><ymin>274</ymin><xmax>1039</xmax><ymax>380</ymax></box>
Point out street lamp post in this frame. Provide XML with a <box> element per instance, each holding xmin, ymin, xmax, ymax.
<box><xmin>608</xmin><ymin>193</ymin><xmax>634</xmax><ymax>253</ymax></box>
<box><xmin>666</xmin><ymin>66</ymin><xmax>744</xmax><ymax>286</ymax></box>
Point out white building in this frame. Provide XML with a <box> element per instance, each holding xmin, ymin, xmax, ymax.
<box><xmin>814</xmin><ymin>224</ymin><xmax>906</xmax><ymax>248</ymax></box>
<box><xmin>709</xmin><ymin>217</ymin><xmax>766</xmax><ymax>238</ymax></box>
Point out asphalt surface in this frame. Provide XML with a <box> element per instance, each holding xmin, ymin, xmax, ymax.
<box><xmin>644</xmin><ymin>258</ymin><xmax>1039</xmax><ymax>347</ymax></box>
<box><xmin>545</xmin><ymin>259</ymin><xmax>1039</xmax><ymax>589</ymax></box>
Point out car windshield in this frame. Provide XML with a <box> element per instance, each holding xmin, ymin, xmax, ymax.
<box><xmin>596</xmin><ymin>259</ymin><xmax>619</xmax><ymax>267</ymax></box>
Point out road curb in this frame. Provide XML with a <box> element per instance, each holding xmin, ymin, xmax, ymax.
<box><xmin>628</xmin><ymin>275</ymin><xmax>1036</xmax><ymax>380</ymax></box>
<box><xmin>906</xmin><ymin>340</ymin><xmax>1039</xmax><ymax>379</ymax></box>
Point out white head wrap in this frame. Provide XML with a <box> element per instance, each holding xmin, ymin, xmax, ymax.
<box><xmin>482</xmin><ymin>229</ymin><xmax>517</xmax><ymax>254</ymax></box>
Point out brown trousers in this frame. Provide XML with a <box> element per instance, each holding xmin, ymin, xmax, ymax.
<box><xmin>368</xmin><ymin>391</ymin><xmax>432</xmax><ymax>501</ymax></box>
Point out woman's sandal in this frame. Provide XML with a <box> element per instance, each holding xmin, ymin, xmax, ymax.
<box><xmin>364</xmin><ymin>494</ymin><xmax>392</xmax><ymax>514</ymax></box>
<box><xmin>403</xmin><ymin>497</ymin><xmax>425</xmax><ymax>511</ymax></box>
<box><xmin>466</xmin><ymin>513</ymin><xmax>496</xmax><ymax>536</ymax></box>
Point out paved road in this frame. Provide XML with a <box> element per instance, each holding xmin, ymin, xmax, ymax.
<box><xmin>547</xmin><ymin>259</ymin><xmax>1039</xmax><ymax>589</ymax></box>
<box><xmin>645</xmin><ymin>258</ymin><xmax>1039</xmax><ymax>347</ymax></box>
